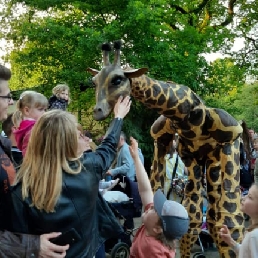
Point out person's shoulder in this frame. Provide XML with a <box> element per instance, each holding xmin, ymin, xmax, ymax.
<box><xmin>20</xmin><ymin>119</ymin><xmax>36</xmax><ymax>129</ymax></box>
<box><xmin>121</xmin><ymin>142</ymin><xmax>130</xmax><ymax>152</ymax></box>
<box><xmin>48</xmin><ymin>95</ymin><xmax>58</xmax><ymax>103</ymax></box>
<box><xmin>0</xmin><ymin>135</ymin><xmax>12</xmax><ymax>149</ymax></box>
<box><xmin>123</xmin><ymin>142</ymin><xmax>130</xmax><ymax>148</ymax></box>
<box><xmin>248</xmin><ymin>228</ymin><xmax>258</xmax><ymax>237</ymax></box>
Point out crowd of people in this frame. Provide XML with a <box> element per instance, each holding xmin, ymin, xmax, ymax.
<box><xmin>0</xmin><ymin>64</ymin><xmax>190</xmax><ymax>258</ymax></box>
<box><xmin>1</xmin><ymin>62</ymin><xmax>258</xmax><ymax>258</ymax></box>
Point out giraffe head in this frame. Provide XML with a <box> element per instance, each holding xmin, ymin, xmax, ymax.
<box><xmin>87</xmin><ymin>40</ymin><xmax>148</xmax><ymax>120</ymax></box>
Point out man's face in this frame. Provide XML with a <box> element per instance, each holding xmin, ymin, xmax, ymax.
<box><xmin>0</xmin><ymin>81</ymin><xmax>13</xmax><ymax>122</ymax></box>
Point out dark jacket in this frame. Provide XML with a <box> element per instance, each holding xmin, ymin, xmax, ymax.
<box><xmin>0</xmin><ymin>230</ymin><xmax>40</xmax><ymax>258</ymax></box>
<box><xmin>48</xmin><ymin>95</ymin><xmax>68</xmax><ymax>110</ymax></box>
<box><xmin>0</xmin><ymin>136</ymin><xmax>40</xmax><ymax>257</ymax></box>
<box><xmin>10</xmin><ymin>118</ymin><xmax>124</xmax><ymax>258</ymax></box>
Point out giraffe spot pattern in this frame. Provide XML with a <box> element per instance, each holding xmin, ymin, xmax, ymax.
<box><xmin>223</xmin><ymin>201</ymin><xmax>237</xmax><ymax>213</ymax></box>
<box><xmin>90</xmin><ymin>52</ymin><xmax>244</xmax><ymax>257</ymax></box>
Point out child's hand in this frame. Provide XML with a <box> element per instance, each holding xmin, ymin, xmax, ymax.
<box><xmin>219</xmin><ymin>225</ymin><xmax>233</xmax><ymax>245</ymax></box>
<box><xmin>111</xmin><ymin>178</ymin><xmax>120</xmax><ymax>186</ymax></box>
<box><xmin>129</xmin><ymin>137</ymin><xmax>138</xmax><ymax>160</ymax></box>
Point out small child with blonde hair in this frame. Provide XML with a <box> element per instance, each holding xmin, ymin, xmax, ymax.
<box><xmin>48</xmin><ymin>83</ymin><xmax>70</xmax><ymax>110</ymax></box>
<box><xmin>13</xmin><ymin>90</ymin><xmax>48</xmax><ymax>156</ymax></box>
<box><xmin>220</xmin><ymin>183</ymin><xmax>258</xmax><ymax>257</ymax></box>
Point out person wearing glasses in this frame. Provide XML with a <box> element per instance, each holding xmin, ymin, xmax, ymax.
<box><xmin>0</xmin><ymin>64</ymin><xmax>69</xmax><ymax>258</ymax></box>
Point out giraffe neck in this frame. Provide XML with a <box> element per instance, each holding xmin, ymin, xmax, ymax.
<box><xmin>130</xmin><ymin>75</ymin><xmax>202</xmax><ymax>119</ymax></box>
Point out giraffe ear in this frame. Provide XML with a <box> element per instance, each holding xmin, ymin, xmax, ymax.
<box><xmin>87</xmin><ymin>68</ymin><xmax>99</xmax><ymax>76</ymax></box>
<box><xmin>124</xmin><ymin>68</ymin><xmax>148</xmax><ymax>78</ymax></box>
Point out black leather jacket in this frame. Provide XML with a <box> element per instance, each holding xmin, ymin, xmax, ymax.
<box><xmin>10</xmin><ymin>118</ymin><xmax>124</xmax><ymax>258</ymax></box>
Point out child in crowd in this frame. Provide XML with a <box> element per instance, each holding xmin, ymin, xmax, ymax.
<box><xmin>13</xmin><ymin>91</ymin><xmax>48</xmax><ymax>156</ymax></box>
<box><xmin>220</xmin><ymin>183</ymin><xmax>258</xmax><ymax>257</ymax></box>
<box><xmin>48</xmin><ymin>83</ymin><xmax>70</xmax><ymax>110</ymax></box>
<box><xmin>128</xmin><ymin>137</ymin><xmax>189</xmax><ymax>258</ymax></box>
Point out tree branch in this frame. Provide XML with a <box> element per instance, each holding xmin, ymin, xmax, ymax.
<box><xmin>246</xmin><ymin>36</ymin><xmax>258</xmax><ymax>50</ymax></box>
<box><xmin>219</xmin><ymin>0</ymin><xmax>237</xmax><ymax>27</ymax></box>
<box><xmin>191</xmin><ymin>0</ymin><xmax>212</xmax><ymax>14</ymax></box>
<box><xmin>170</xmin><ymin>4</ymin><xmax>188</xmax><ymax>14</ymax></box>
<box><xmin>198</xmin><ymin>6</ymin><xmax>212</xmax><ymax>31</ymax></box>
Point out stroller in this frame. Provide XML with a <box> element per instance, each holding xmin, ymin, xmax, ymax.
<box><xmin>104</xmin><ymin>175</ymin><xmax>142</xmax><ymax>258</ymax></box>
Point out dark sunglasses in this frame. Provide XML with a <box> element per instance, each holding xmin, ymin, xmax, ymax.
<box><xmin>0</xmin><ymin>93</ymin><xmax>13</xmax><ymax>101</ymax></box>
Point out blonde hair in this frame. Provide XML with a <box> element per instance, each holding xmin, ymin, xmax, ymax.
<box><xmin>15</xmin><ymin>110</ymin><xmax>82</xmax><ymax>213</ymax></box>
<box><xmin>12</xmin><ymin>110</ymin><xmax>22</xmax><ymax>128</ymax></box>
<box><xmin>13</xmin><ymin>91</ymin><xmax>48</xmax><ymax>127</ymax></box>
<box><xmin>52</xmin><ymin>83</ymin><xmax>70</xmax><ymax>103</ymax></box>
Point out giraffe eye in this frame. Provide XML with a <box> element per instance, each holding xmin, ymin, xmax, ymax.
<box><xmin>112</xmin><ymin>76</ymin><xmax>123</xmax><ymax>86</ymax></box>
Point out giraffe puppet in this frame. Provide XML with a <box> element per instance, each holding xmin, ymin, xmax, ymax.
<box><xmin>87</xmin><ymin>41</ymin><xmax>244</xmax><ymax>258</ymax></box>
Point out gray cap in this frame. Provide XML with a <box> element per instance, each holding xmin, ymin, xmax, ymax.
<box><xmin>154</xmin><ymin>189</ymin><xmax>189</xmax><ymax>240</ymax></box>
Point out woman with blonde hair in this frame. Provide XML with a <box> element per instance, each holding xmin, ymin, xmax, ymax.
<box><xmin>10</xmin><ymin>96</ymin><xmax>131</xmax><ymax>258</ymax></box>
<box><xmin>13</xmin><ymin>90</ymin><xmax>48</xmax><ymax>156</ymax></box>
<box><xmin>48</xmin><ymin>83</ymin><xmax>70</xmax><ymax>110</ymax></box>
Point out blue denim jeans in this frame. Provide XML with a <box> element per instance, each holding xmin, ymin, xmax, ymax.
<box><xmin>95</xmin><ymin>243</ymin><xmax>105</xmax><ymax>258</ymax></box>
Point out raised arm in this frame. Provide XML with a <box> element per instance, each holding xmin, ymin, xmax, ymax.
<box><xmin>82</xmin><ymin>96</ymin><xmax>131</xmax><ymax>177</ymax></box>
<box><xmin>129</xmin><ymin>137</ymin><xmax>153</xmax><ymax>207</ymax></box>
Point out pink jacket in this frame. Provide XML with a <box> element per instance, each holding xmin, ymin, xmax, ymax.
<box><xmin>14</xmin><ymin>120</ymin><xmax>36</xmax><ymax>156</ymax></box>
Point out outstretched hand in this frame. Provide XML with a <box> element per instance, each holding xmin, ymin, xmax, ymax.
<box><xmin>129</xmin><ymin>137</ymin><xmax>139</xmax><ymax>160</ymax></box>
<box><xmin>219</xmin><ymin>225</ymin><xmax>233</xmax><ymax>246</ymax></box>
<box><xmin>114</xmin><ymin>96</ymin><xmax>131</xmax><ymax>119</ymax></box>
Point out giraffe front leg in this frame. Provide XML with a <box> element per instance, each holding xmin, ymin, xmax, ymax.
<box><xmin>206</xmin><ymin>140</ymin><xmax>244</xmax><ymax>258</ymax></box>
<box><xmin>179</xmin><ymin>159</ymin><xmax>204</xmax><ymax>258</ymax></box>
<box><xmin>150</xmin><ymin>115</ymin><xmax>175</xmax><ymax>192</ymax></box>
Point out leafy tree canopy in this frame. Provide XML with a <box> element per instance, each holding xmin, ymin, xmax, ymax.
<box><xmin>1</xmin><ymin>0</ymin><xmax>257</xmax><ymax>169</ymax></box>
<box><xmin>204</xmin><ymin>82</ymin><xmax>258</xmax><ymax>132</ymax></box>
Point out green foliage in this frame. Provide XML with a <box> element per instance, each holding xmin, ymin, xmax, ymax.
<box><xmin>204</xmin><ymin>82</ymin><xmax>258</xmax><ymax>132</ymax></box>
<box><xmin>1</xmin><ymin>0</ymin><xmax>257</xmax><ymax>170</ymax></box>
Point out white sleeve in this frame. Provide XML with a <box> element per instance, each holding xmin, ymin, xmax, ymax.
<box><xmin>249</xmin><ymin>235</ymin><xmax>258</xmax><ymax>258</ymax></box>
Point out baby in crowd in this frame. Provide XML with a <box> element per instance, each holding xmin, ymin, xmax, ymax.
<box><xmin>48</xmin><ymin>83</ymin><xmax>70</xmax><ymax>111</ymax></box>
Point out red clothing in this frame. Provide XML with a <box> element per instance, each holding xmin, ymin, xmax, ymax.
<box><xmin>14</xmin><ymin>120</ymin><xmax>36</xmax><ymax>156</ymax></box>
<box><xmin>130</xmin><ymin>204</ymin><xmax>176</xmax><ymax>258</ymax></box>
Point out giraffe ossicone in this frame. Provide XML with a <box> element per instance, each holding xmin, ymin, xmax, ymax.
<box><xmin>88</xmin><ymin>40</ymin><xmax>244</xmax><ymax>258</ymax></box>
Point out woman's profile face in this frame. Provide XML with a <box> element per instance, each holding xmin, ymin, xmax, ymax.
<box><xmin>77</xmin><ymin>129</ymin><xmax>91</xmax><ymax>155</ymax></box>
